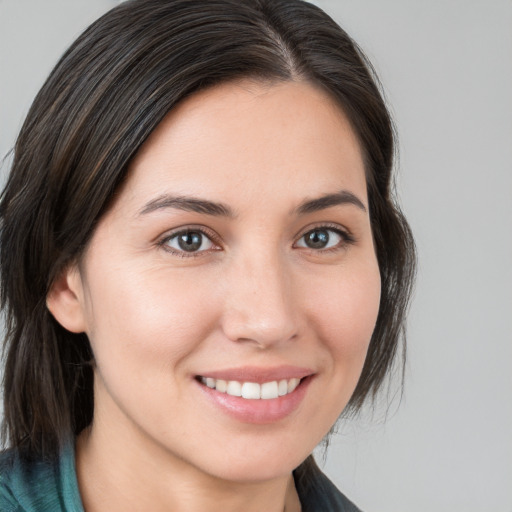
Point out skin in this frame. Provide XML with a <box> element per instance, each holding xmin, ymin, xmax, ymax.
<box><xmin>48</xmin><ymin>80</ymin><xmax>381</xmax><ymax>512</ymax></box>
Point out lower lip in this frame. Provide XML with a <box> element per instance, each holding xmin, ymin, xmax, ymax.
<box><xmin>196</xmin><ymin>376</ymin><xmax>312</xmax><ymax>424</ymax></box>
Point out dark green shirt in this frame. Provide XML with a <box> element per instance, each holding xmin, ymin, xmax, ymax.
<box><xmin>0</xmin><ymin>447</ymin><xmax>361</xmax><ymax>511</ymax></box>
<box><xmin>0</xmin><ymin>445</ymin><xmax>82</xmax><ymax>511</ymax></box>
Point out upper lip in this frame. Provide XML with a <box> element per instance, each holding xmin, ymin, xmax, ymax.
<box><xmin>195</xmin><ymin>365</ymin><xmax>314</xmax><ymax>384</ymax></box>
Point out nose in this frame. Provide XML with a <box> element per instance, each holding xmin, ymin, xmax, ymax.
<box><xmin>220</xmin><ymin>251</ymin><xmax>299</xmax><ymax>348</ymax></box>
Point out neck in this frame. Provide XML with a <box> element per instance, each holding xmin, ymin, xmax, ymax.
<box><xmin>76</xmin><ymin>424</ymin><xmax>301</xmax><ymax>512</ymax></box>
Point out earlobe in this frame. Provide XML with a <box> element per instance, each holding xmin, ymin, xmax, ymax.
<box><xmin>46</xmin><ymin>265</ymin><xmax>87</xmax><ymax>333</ymax></box>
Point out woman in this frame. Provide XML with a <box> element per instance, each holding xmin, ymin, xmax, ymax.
<box><xmin>0</xmin><ymin>0</ymin><xmax>415</xmax><ymax>510</ymax></box>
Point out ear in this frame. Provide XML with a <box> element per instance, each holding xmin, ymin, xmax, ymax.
<box><xmin>46</xmin><ymin>265</ymin><xmax>87</xmax><ymax>333</ymax></box>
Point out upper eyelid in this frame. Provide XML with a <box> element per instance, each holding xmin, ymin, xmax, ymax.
<box><xmin>159</xmin><ymin>225</ymin><xmax>219</xmax><ymax>243</ymax></box>
<box><xmin>294</xmin><ymin>222</ymin><xmax>353</xmax><ymax>240</ymax></box>
<box><xmin>157</xmin><ymin>226</ymin><xmax>222</xmax><ymax>256</ymax></box>
<box><xmin>156</xmin><ymin>222</ymin><xmax>354</xmax><ymax>250</ymax></box>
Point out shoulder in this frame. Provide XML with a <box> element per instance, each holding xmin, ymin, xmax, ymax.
<box><xmin>0</xmin><ymin>449</ymin><xmax>25</xmax><ymax>511</ymax></box>
<box><xmin>294</xmin><ymin>457</ymin><xmax>363</xmax><ymax>512</ymax></box>
<box><xmin>0</xmin><ymin>446</ymin><xmax>83</xmax><ymax>512</ymax></box>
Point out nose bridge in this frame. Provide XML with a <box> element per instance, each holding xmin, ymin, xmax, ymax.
<box><xmin>222</xmin><ymin>245</ymin><xmax>298</xmax><ymax>347</ymax></box>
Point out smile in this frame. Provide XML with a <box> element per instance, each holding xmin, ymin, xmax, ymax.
<box><xmin>198</xmin><ymin>376</ymin><xmax>301</xmax><ymax>400</ymax></box>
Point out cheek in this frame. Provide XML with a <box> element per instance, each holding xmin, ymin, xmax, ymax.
<box><xmin>81</xmin><ymin>266</ymin><xmax>224</xmax><ymax>437</ymax></box>
<box><xmin>305</xmin><ymin>259</ymin><xmax>381</xmax><ymax>370</ymax></box>
<box><xmin>82</xmin><ymin>264</ymin><xmax>221</xmax><ymax>376</ymax></box>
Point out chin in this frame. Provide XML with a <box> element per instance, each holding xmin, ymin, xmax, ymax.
<box><xmin>205</xmin><ymin>458</ymin><xmax>305</xmax><ymax>484</ymax></box>
<box><xmin>185</xmin><ymin>437</ymin><xmax>313</xmax><ymax>483</ymax></box>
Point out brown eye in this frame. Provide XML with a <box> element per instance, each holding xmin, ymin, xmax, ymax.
<box><xmin>165</xmin><ymin>230</ymin><xmax>215</xmax><ymax>253</ymax></box>
<box><xmin>305</xmin><ymin>229</ymin><xmax>329</xmax><ymax>249</ymax></box>
<box><xmin>296</xmin><ymin>228</ymin><xmax>345</xmax><ymax>250</ymax></box>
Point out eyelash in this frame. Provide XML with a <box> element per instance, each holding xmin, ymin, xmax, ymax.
<box><xmin>157</xmin><ymin>226</ymin><xmax>221</xmax><ymax>258</ymax></box>
<box><xmin>295</xmin><ymin>223</ymin><xmax>356</xmax><ymax>253</ymax></box>
<box><xmin>157</xmin><ymin>223</ymin><xmax>356</xmax><ymax>258</ymax></box>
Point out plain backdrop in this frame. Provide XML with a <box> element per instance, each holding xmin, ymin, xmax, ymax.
<box><xmin>1</xmin><ymin>1</ymin><xmax>511</xmax><ymax>511</ymax></box>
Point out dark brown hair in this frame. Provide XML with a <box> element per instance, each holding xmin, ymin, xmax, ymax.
<box><xmin>0</xmin><ymin>0</ymin><xmax>415</xmax><ymax>458</ymax></box>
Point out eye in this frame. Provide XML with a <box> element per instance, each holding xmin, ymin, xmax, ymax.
<box><xmin>162</xmin><ymin>229</ymin><xmax>217</xmax><ymax>254</ymax></box>
<box><xmin>295</xmin><ymin>227</ymin><xmax>350</xmax><ymax>250</ymax></box>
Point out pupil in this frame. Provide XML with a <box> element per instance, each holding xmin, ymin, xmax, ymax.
<box><xmin>306</xmin><ymin>230</ymin><xmax>329</xmax><ymax>249</ymax></box>
<box><xmin>178</xmin><ymin>232</ymin><xmax>202</xmax><ymax>251</ymax></box>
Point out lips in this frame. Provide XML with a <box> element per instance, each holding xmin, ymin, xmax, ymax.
<box><xmin>195</xmin><ymin>366</ymin><xmax>314</xmax><ymax>423</ymax></box>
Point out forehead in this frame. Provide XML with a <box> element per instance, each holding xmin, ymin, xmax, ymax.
<box><xmin>120</xmin><ymin>79</ymin><xmax>367</xmax><ymax>213</ymax></box>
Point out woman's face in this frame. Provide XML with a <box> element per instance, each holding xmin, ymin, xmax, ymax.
<box><xmin>62</xmin><ymin>80</ymin><xmax>380</xmax><ymax>482</ymax></box>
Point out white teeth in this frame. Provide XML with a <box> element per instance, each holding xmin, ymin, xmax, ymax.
<box><xmin>288</xmin><ymin>378</ymin><xmax>300</xmax><ymax>393</ymax></box>
<box><xmin>227</xmin><ymin>381</ymin><xmax>242</xmax><ymax>397</ymax></box>
<box><xmin>200</xmin><ymin>376</ymin><xmax>303</xmax><ymax>399</ymax></box>
<box><xmin>216</xmin><ymin>379</ymin><xmax>227</xmax><ymax>393</ymax></box>
<box><xmin>241</xmin><ymin>382</ymin><xmax>261</xmax><ymax>399</ymax></box>
<box><xmin>278</xmin><ymin>379</ymin><xmax>288</xmax><ymax>396</ymax></box>
<box><xmin>261</xmin><ymin>381</ymin><xmax>279</xmax><ymax>399</ymax></box>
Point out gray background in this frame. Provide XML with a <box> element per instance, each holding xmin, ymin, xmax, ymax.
<box><xmin>1</xmin><ymin>1</ymin><xmax>511</xmax><ymax>511</ymax></box>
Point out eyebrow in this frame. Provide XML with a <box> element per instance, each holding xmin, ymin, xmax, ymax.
<box><xmin>294</xmin><ymin>190</ymin><xmax>367</xmax><ymax>215</ymax></box>
<box><xmin>138</xmin><ymin>189</ymin><xmax>366</xmax><ymax>218</ymax></box>
<box><xmin>139</xmin><ymin>194</ymin><xmax>234</xmax><ymax>217</ymax></box>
